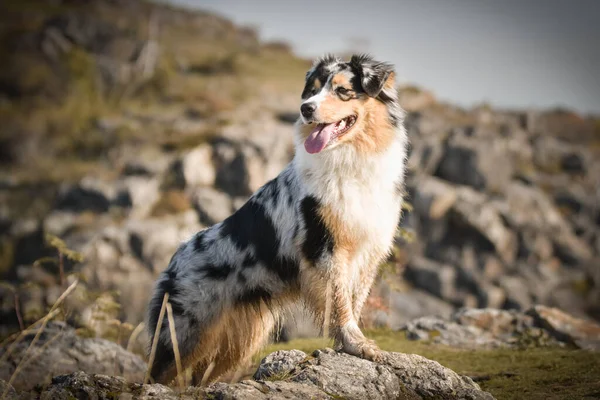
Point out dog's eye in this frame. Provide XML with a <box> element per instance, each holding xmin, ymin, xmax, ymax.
<box><xmin>336</xmin><ymin>87</ymin><xmax>350</xmax><ymax>95</ymax></box>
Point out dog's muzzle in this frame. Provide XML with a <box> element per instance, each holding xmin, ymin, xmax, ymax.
<box><xmin>300</xmin><ymin>102</ymin><xmax>316</xmax><ymax>120</ymax></box>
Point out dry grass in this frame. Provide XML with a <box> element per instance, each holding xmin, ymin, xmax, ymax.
<box><xmin>145</xmin><ymin>292</ymin><xmax>169</xmax><ymax>384</ymax></box>
<box><xmin>126</xmin><ymin>322</ymin><xmax>145</xmax><ymax>353</ymax></box>
<box><xmin>200</xmin><ymin>361</ymin><xmax>216</xmax><ymax>387</ymax></box>
<box><xmin>1</xmin><ymin>329</ymin><xmax>63</xmax><ymax>400</ymax></box>
<box><xmin>166</xmin><ymin>302</ymin><xmax>185</xmax><ymax>391</ymax></box>
<box><xmin>0</xmin><ymin>279</ymin><xmax>79</xmax><ymax>364</ymax></box>
<box><xmin>0</xmin><ymin>278</ymin><xmax>79</xmax><ymax>399</ymax></box>
<box><xmin>323</xmin><ymin>281</ymin><xmax>331</xmax><ymax>339</ymax></box>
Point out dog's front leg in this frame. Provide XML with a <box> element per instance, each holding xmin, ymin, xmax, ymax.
<box><xmin>329</xmin><ymin>269</ymin><xmax>382</xmax><ymax>362</ymax></box>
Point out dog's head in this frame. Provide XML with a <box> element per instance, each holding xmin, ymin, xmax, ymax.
<box><xmin>298</xmin><ymin>54</ymin><xmax>401</xmax><ymax>155</ymax></box>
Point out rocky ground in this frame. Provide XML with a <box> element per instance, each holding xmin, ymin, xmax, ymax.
<box><xmin>1</xmin><ymin>307</ymin><xmax>600</xmax><ymax>399</ymax></box>
<box><xmin>2</xmin><ymin>348</ymin><xmax>495</xmax><ymax>400</ymax></box>
<box><xmin>1</xmin><ymin>0</ymin><xmax>600</xmax><ymax>399</ymax></box>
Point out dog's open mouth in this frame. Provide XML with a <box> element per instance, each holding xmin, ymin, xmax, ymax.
<box><xmin>304</xmin><ymin>115</ymin><xmax>357</xmax><ymax>154</ymax></box>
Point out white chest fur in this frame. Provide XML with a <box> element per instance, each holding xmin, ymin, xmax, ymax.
<box><xmin>295</xmin><ymin>133</ymin><xmax>407</xmax><ymax>260</ymax></box>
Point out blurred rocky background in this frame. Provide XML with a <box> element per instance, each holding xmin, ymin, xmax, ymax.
<box><xmin>1</xmin><ymin>0</ymin><xmax>599</xmax><ymax>336</ymax></box>
<box><xmin>0</xmin><ymin>0</ymin><xmax>599</xmax><ymax>398</ymax></box>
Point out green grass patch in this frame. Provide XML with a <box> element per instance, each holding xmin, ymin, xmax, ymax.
<box><xmin>258</xmin><ymin>329</ymin><xmax>600</xmax><ymax>400</ymax></box>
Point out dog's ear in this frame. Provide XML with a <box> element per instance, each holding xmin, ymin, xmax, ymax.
<box><xmin>351</xmin><ymin>54</ymin><xmax>394</xmax><ymax>97</ymax></box>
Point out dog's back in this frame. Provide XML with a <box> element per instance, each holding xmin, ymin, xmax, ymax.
<box><xmin>146</xmin><ymin>54</ymin><xmax>408</xmax><ymax>385</ymax></box>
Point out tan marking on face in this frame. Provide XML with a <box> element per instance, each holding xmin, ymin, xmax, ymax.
<box><xmin>337</xmin><ymin>96</ymin><xmax>395</xmax><ymax>155</ymax></box>
<box><xmin>313</xmin><ymin>79</ymin><xmax>321</xmax><ymax>90</ymax></box>
<box><xmin>315</xmin><ymin>94</ymin><xmax>356</xmax><ymax>122</ymax></box>
<box><xmin>331</xmin><ymin>73</ymin><xmax>350</xmax><ymax>88</ymax></box>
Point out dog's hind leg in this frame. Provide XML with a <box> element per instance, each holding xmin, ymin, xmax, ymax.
<box><xmin>192</xmin><ymin>301</ymin><xmax>277</xmax><ymax>384</ymax></box>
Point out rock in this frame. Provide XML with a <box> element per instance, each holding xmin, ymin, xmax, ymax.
<box><xmin>376</xmin><ymin>351</ymin><xmax>493</xmax><ymax>400</ymax></box>
<box><xmin>180</xmin><ymin>144</ymin><xmax>216</xmax><ymax>188</ymax></box>
<box><xmin>190</xmin><ymin>186</ymin><xmax>234</xmax><ymax>225</ymax></box>
<box><xmin>382</xmin><ymin>288</ymin><xmax>455</xmax><ymax>329</ymax></box>
<box><xmin>434</xmin><ymin>145</ymin><xmax>487</xmax><ymax>190</ymax></box>
<box><xmin>0</xmin><ymin>380</ymin><xmax>17</xmax><ymax>400</ymax></box>
<box><xmin>212</xmin><ymin>139</ymin><xmax>254</xmax><ymax>196</ymax></box>
<box><xmin>527</xmin><ymin>305</ymin><xmax>600</xmax><ymax>350</ymax></box>
<box><xmin>119</xmin><ymin>146</ymin><xmax>173</xmax><ymax>177</ymax></box>
<box><xmin>431</xmin><ymin>121</ymin><xmax>523</xmax><ymax>194</ymax></box>
<box><xmin>39</xmin><ymin>372</ymin><xmax>193</xmax><ymax>400</ymax></box>
<box><xmin>121</xmin><ymin>177</ymin><xmax>160</xmax><ymax>218</ymax></box>
<box><xmin>54</xmin><ymin>176</ymin><xmax>160</xmax><ymax>218</ymax></box>
<box><xmin>399</xmin><ymin>307</ymin><xmax>600</xmax><ymax>350</ymax></box>
<box><xmin>453</xmin><ymin>308</ymin><xmax>533</xmax><ymax>338</ymax></box>
<box><xmin>55</xmin><ymin>178</ymin><xmax>115</xmax><ymax>213</ymax></box>
<box><xmin>479</xmin><ymin>284</ymin><xmax>506</xmax><ymax>309</ymax></box>
<box><xmin>496</xmin><ymin>182</ymin><xmax>592</xmax><ymax>264</ymax></box>
<box><xmin>277</xmin><ymin>348</ymin><xmax>494</xmax><ymax>400</ymax></box>
<box><xmin>212</xmin><ymin>115</ymin><xmax>294</xmax><ymax>196</ymax></box>
<box><xmin>205</xmin><ymin>380</ymin><xmax>331</xmax><ymax>400</ymax></box>
<box><xmin>43</xmin><ymin>211</ymin><xmax>81</xmax><ymax>237</ymax></box>
<box><xmin>413</xmin><ymin>176</ymin><xmax>457</xmax><ymax>219</ymax></box>
<box><xmin>407</xmin><ymin>136</ymin><xmax>446</xmax><ymax>175</ymax></box>
<box><xmin>7</xmin><ymin>219</ymin><xmax>47</xmax><ymax>272</ymax></box>
<box><xmin>0</xmin><ymin>322</ymin><xmax>146</xmax><ymax>392</ymax></box>
<box><xmin>28</xmin><ymin>348</ymin><xmax>493</xmax><ymax>400</ymax></box>
<box><xmin>401</xmin><ymin>314</ymin><xmax>510</xmax><ymax>347</ymax></box>
<box><xmin>253</xmin><ymin>349</ymin><xmax>308</xmax><ymax>380</ymax></box>
<box><xmin>499</xmin><ymin>275</ymin><xmax>533</xmax><ymax>310</ymax></box>
<box><xmin>453</xmin><ymin>186</ymin><xmax>517</xmax><ymax>263</ymax></box>
<box><xmin>79</xmin><ymin>210</ymin><xmax>200</xmax><ymax>322</ymax></box>
<box><xmin>404</xmin><ymin>256</ymin><xmax>457</xmax><ymax>301</ymax></box>
<box><xmin>400</xmin><ymin>309</ymin><xmax>559</xmax><ymax>349</ymax></box>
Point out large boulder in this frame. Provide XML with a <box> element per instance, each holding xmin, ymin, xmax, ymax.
<box><xmin>0</xmin><ymin>322</ymin><xmax>146</xmax><ymax>392</ymax></box>
<box><xmin>527</xmin><ymin>305</ymin><xmax>600</xmax><ymax>350</ymax></box>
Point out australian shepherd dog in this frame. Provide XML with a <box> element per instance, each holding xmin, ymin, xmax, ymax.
<box><xmin>146</xmin><ymin>54</ymin><xmax>408</xmax><ymax>385</ymax></box>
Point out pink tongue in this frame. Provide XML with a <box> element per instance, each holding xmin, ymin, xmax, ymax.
<box><xmin>304</xmin><ymin>123</ymin><xmax>336</xmax><ymax>154</ymax></box>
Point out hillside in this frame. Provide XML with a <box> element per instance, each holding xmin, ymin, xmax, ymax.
<box><xmin>1</xmin><ymin>0</ymin><xmax>600</xmax><ymax>398</ymax></box>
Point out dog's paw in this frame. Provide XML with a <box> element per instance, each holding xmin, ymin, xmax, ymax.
<box><xmin>360</xmin><ymin>339</ymin><xmax>383</xmax><ymax>362</ymax></box>
<box><xmin>341</xmin><ymin>337</ymin><xmax>382</xmax><ymax>362</ymax></box>
<box><xmin>358</xmin><ymin>338</ymin><xmax>384</xmax><ymax>362</ymax></box>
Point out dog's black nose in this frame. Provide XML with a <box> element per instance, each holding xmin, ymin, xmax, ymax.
<box><xmin>301</xmin><ymin>102</ymin><xmax>316</xmax><ymax>118</ymax></box>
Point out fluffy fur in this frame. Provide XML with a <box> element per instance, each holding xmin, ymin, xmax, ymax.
<box><xmin>146</xmin><ymin>54</ymin><xmax>408</xmax><ymax>385</ymax></box>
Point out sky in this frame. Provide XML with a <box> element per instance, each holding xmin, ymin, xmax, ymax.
<box><xmin>167</xmin><ymin>0</ymin><xmax>600</xmax><ymax>114</ymax></box>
